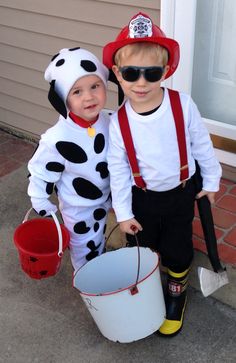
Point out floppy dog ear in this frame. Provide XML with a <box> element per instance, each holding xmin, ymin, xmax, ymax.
<box><xmin>48</xmin><ymin>80</ymin><xmax>67</xmax><ymax>118</ymax></box>
<box><xmin>108</xmin><ymin>69</ymin><xmax>124</xmax><ymax>106</ymax></box>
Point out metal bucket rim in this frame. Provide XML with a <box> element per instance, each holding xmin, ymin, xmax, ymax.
<box><xmin>73</xmin><ymin>248</ymin><xmax>160</xmax><ymax>297</ymax></box>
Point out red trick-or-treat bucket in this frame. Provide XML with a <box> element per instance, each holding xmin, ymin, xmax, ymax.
<box><xmin>14</xmin><ymin>209</ymin><xmax>70</xmax><ymax>279</ymax></box>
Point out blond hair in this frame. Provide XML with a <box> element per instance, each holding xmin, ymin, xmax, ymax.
<box><xmin>114</xmin><ymin>42</ymin><xmax>169</xmax><ymax>67</ymax></box>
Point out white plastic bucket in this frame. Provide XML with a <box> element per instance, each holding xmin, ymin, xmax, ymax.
<box><xmin>73</xmin><ymin>247</ymin><xmax>166</xmax><ymax>343</ymax></box>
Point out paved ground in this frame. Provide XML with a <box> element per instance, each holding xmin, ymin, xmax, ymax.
<box><xmin>1</xmin><ymin>165</ymin><xmax>236</xmax><ymax>363</ymax></box>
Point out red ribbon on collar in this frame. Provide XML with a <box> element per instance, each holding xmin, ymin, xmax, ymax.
<box><xmin>69</xmin><ymin>112</ymin><xmax>98</xmax><ymax>128</ymax></box>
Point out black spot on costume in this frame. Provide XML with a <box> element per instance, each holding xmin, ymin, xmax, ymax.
<box><xmin>46</xmin><ymin>182</ymin><xmax>54</xmax><ymax>195</ymax></box>
<box><xmin>56</xmin><ymin>141</ymin><xmax>88</xmax><ymax>163</ymax></box>
<box><xmin>96</xmin><ymin>162</ymin><xmax>109</xmax><ymax>179</ymax></box>
<box><xmin>94</xmin><ymin>133</ymin><xmax>105</xmax><ymax>154</ymax></box>
<box><xmin>73</xmin><ymin>177</ymin><xmax>103</xmax><ymax>200</ymax></box>
<box><xmin>46</xmin><ymin>162</ymin><xmax>65</xmax><ymax>172</ymax></box>
<box><xmin>81</xmin><ymin>60</ymin><xmax>97</xmax><ymax>72</ymax></box>
<box><xmin>86</xmin><ymin>240</ymin><xmax>102</xmax><ymax>261</ymax></box>
<box><xmin>74</xmin><ymin>221</ymin><xmax>91</xmax><ymax>234</ymax></box>
<box><xmin>93</xmin><ymin>208</ymin><xmax>106</xmax><ymax>220</ymax></box>
<box><xmin>94</xmin><ymin>222</ymin><xmax>100</xmax><ymax>232</ymax></box>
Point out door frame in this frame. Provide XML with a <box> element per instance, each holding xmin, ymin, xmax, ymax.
<box><xmin>160</xmin><ymin>0</ymin><xmax>236</xmax><ymax>167</ymax></box>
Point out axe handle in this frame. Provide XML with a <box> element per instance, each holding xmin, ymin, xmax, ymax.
<box><xmin>194</xmin><ymin>161</ymin><xmax>224</xmax><ymax>273</ymax></box>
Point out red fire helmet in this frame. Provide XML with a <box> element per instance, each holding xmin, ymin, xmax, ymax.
<box><xmin>103</xmin><ymin>12</ymin><xmax>180</xmax><ymax>79</ymax></box>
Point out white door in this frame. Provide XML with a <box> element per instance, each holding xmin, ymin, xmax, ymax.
<box><xmin>161</xmin><ymin>0</ymin><xmax>236</xmax><ymax>167</ymax></box>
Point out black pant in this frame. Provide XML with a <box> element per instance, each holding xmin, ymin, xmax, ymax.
<box><xmin>127</xmin><ymin>176</ymin><xmax>196</xmax><ymax>272</ymax></box>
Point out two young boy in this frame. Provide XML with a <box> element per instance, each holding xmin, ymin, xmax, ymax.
<box><xmin>28</xmin><ymin>13</ymin><xmax>221</xmax><ymax>337</ymax></box>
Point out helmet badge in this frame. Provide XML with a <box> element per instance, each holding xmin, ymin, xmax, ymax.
<box><xmin>129</xmin><ymin>14</ymin><xmax>153</xmax><ymax>38</ymax></box>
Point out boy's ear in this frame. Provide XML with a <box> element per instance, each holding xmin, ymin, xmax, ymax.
<box><xmin>111</xmin><ymin>65</ymin><xmax>120</xmax><ymax>79</ymax></box>
<box><xmin>108</xmin><ymin>69</ymin><xmax>124</xmax><ymax>106</ymax></box>
<box><xmin>108</xmin><ymin>68</ymin><xmax>119</xmax><ymax>84</ymax></box>
<box><xmin>48</xmin><ymin>80</ymin><xmax>67</xmax><ymax>119</ymax></box>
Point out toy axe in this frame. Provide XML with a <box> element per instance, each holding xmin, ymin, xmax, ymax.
<box><xmin>194</xmin><ymin>161</ymin><xmax>229</xmax><ymax>297</ymax></box>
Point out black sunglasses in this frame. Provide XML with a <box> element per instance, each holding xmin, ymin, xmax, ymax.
<box><xmin>119</xmin><ymin>66</ymin><xmax>165</xmax><ymax>83</ymax></box>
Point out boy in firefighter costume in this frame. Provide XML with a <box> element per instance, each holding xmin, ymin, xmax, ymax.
<box><xmin>28</xmin><ymin>47</ymin><xmax>111</xmax><ymax>271</ymax></box>
<box><xmin>103</xmin><ymin>13</ymin><xmax>222</xmax><ymax>336</ymax></box>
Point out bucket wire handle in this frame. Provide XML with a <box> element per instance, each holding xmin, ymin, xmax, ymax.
<box><xmin>22</xmin><ymin>208</ymin><xmax>63</xmax><ymax>257</ymax></box>
<box><xmin>50</xmin><ymin>211</ymin><xmax>63</xmax><ymax>257</ymax></box>
<box><xmin>105</xmin><ymin>224</ymin><xmax>141</xmax><ymax>295</ymax></box>
<box><xmin>130</xmin><ymin>226</ymin><xmax>140</xmax><ymax>295</ymax></box>
<box><xmin>22</xmin><ymin>208</ymin><xmax>33</xmax><ymax>223</ymax></box>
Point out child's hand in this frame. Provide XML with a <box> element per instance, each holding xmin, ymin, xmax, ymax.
<box><xmin>196</xmin><ymin>190</ymin><xmax>216</xmax><ymax>204</ymax></box>
<box><xmin>119</xmin><ymin>218</ymin><xmax>143</xmax><ymax>235</ymax></box>
<box><xmin>31</xmin><ymin>197</ymin><xmax>58</xmax><ymax>216</ymax></box>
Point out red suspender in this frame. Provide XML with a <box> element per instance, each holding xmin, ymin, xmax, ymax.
<box><xmin>118</xmin><ymin>106</ymin><xmax>147</xmax><ymax>189</ymax></box>
<box><xmin>117</xmin><ymin>89</ymin><xmax>189</xmax><ymax>189</ymax></box>
<box><xmin>168</xmin><ymin>89</ymin><xmax>189</xmax><ymax>181</ymax></box>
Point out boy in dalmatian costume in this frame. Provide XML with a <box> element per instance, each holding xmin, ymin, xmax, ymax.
<box><xmin>28</xmin><ymin>47</ymin><xmax>111</xmax><ymax>271</ymax></box>
<box><xmin>103</xmin><ymin>13</ymin><xmax>222</xmax><ymax>336</ymax></box>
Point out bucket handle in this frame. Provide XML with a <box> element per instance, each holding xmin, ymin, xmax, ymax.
<box><xmin>23</xmin><ymin>208</ymin><xmax>63</xmax><ymax>257</ymax></box>
<box><xmin>105</xmin><ymin>224</ymin><xmax>140</xmax><ymax>295</ymax></box>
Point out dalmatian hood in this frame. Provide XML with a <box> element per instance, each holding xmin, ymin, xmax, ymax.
<box><xmin>44</xmin><ymin>47</ymin><xmax>109</xmax><ymax>118</ymax></box>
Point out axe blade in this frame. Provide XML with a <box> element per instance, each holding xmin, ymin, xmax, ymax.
<box><xmin>198</xmin><ymin>267</ymin><xmax>229</xmax><ymax>297</ymax></box>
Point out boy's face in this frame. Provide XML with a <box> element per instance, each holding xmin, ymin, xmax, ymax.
<box><xmin>67</xmin><ymin>75</ymin><xmax>107</xmax><ymax>121</ymax></box>
<box><xmin>112</xmin><ymin>51</ymin><xmax>169</xmax><ymax>113</ymax></box>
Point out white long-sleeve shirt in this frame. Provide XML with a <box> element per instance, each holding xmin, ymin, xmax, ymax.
<box><xmin>107</xmin><ymin>88</ymin><xmax>222</xmax><ymax>222</ymax></box>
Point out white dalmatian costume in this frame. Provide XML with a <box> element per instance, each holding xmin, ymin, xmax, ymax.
<box><xmin>28</xmin><ymin>47</ymin><xmax>111</xmax><ymax>271</ymax></box>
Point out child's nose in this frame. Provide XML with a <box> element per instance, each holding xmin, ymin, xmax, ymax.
<box><xmin>136</xmin><ymin>74</ymin><xmax>147</xmax><ymax>85</ymax></box>
<box><xmin>84</xmin><ymin>90</ymin><xmax>93</xmax><ymax>100</ymax></box>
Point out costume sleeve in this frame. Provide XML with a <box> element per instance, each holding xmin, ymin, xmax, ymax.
<box><xmin>187</xmin><ymin>97</ymin><xmax>222</xmax><ymax>191</ymax></box>
<box><xmin>107</xmin><ymin>115</ymin><xmax>134</xmax><ymax>222</ymax></box>
<box><xmin>27</xmin><ymin>136</ymin><xmax>65</xmax><ymax>216</ymax></box>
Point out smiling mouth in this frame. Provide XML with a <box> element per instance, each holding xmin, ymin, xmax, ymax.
<box><xmin>134</xmin><ymin>90</ymin><xmax>148</xmax><ymax>96</ymax></box>
<box><xmin>85</xmin><ymin>104</ymin><xmax>97</xmax><ymax>110</ymax></box>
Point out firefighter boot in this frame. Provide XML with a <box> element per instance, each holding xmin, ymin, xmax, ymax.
<box><xmin>158</xmin><ymin>268</ymin><xmax>189</xmax><ymax>336</ymax></box>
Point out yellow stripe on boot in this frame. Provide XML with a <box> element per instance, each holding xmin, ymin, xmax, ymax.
<box><xmin>168</xmin><ymin>268</ymin><xmax>190</xmax><ymax>279</ymax></box>
<box><xmin>158</xmin><ymin>297</ymin><xmax>187</xmax><ymax>336</ymax></box>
